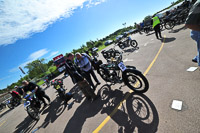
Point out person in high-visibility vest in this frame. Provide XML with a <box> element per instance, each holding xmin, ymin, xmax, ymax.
<box><xmin>152</xmin><ymin>15</ymin><xmax>162</xmax><ymax>39</ymax></box>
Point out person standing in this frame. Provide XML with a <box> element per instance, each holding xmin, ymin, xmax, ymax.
<box><xmin>185</xmin><ymin>0</ymin><xmax>200</xmax><ymax>69</ymax></box>
<box><xmin>65</xmin><ymin>53</ymin><xmax>97</xmax><ymax>101</ymax></box>
<box><xmin>75</xmin><ymin>52</ymin><xmax>101</xmax><ymax>90</ymax></box>
<box><xmin>152</xmin><ymin>15</ymin><xmax>162</xmax><ymax>39</ymax></box>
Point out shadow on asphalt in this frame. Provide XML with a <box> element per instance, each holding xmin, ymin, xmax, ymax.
<box><xmin>162</xmin><ymin>37</ymin><xmax>176</xmax><ymax>43</ymax></box>
<box><xmin>123</xmin><ymin>47</ymin><xmax>139</xmax><ymax>53</ymax></box>
<box><xmin>168</xmin><ymin>26</ymin><xmax>187</xmax><ymax>34</ymax></box>
<box><xmin>0</xmin><ymin>108</ymin><xmax>12</xmax><ymax>118</ymax></box>
<box><xmin>36</xmin><ymin>97</ymin><xmax>67</xmax><ymax>129</ymax></box>
<box><xmin>64</xmin><ymin>84</ymin><xmax>159</xmax><ymax>133</ymax></box>
<box><xmin>14</xmin><ymin>116</ymin><xmax>38</xmax><ymax>133</ymax></box>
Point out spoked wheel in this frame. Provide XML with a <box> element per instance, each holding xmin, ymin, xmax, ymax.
<box><xmin>164</xmin><ymin>21</ymin><xmax>175</xmax><ymax>30</ymax></box>
<box><xmin>98</xmin><ymin>67</ymin><xmax>110</xmax><ymax>82</ymax></box>
<box><xmin>27</xmin><ymin>106</ymin><xmax>40</xmax><ymax>120</ymax></box>
<box><xmin>130</xmin><ymin>40</ymin><xmax>138</xmax><ymax>48</ymax></box>
<box><xmin>118</xmin><ymin>42</ymin><xmax>125</xmax><ymax>49</ymax></box>
<box><xmin>123</xmin><ymin>69</ymin><xmax>149</xmax><ymax>93</ymax></box>
<box><xmin>7</xmin><ymin>103</ymin><xmax>14</xmax><ymax>109</ymax></box>
<box><xmin>160</xmin><ymin>24</ymin><xmax>163</xmax><ymax>30</ymax></box>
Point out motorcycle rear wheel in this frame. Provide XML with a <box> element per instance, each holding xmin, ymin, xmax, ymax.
<box><xmin>7</xmin><ymin>103</ymin><xmax>14</xmax><ymax>109</ymax></box>
<box><xmin>130</xmin><ymin>40</ymin><xmax>138</xmax><ymax>48</ymax></box>
<box><xmin>164</xmin><ymin>21</ymin><xmax>175</xmax><ymax>30</ymax></box>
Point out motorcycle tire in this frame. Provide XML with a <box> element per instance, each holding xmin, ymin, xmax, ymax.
<box><xmin>130</xmin><ymin>40</ymin><xmax>138</xmax><ymax>48</ymax></box>
<box><xmin>96</xmin><ymin>53</ymin><xmax>99</xmax><ymax>57</ymax></box>
<box><xmin>7</xmin><ymin>103</ymin><xmax>14</xmax><ymax>109</ymax></box>
<box><xmin>118</xmin><ymin>42</ymin><xmax>125</xmax><ymax>49</ymax></box>
<box><xmin>160</xmin><ymin>24</ymin><xmax>163</xmax><ymax>30</ymax></box>
<box><xmin>98</xmin><ymin>67</ymin><xmax>110</xmax><ymax>82</ymax></box>
<box><xmin>164</xmin><ymin>21</ymin><xmax>175</xmax><ymax>30</ymax></box>
<box><xmin>27</xmin><ymin>106</ymin><xmax>40</xmax><ymax>120</ymax></box>
<box><xmin>123</xmin><ymin>69</ymin><xmax>149</xmax><ymax>93</ymax></box>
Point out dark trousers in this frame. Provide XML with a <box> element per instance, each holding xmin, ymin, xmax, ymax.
<box><xmin>36</xmin><ymin>91</ymin><xmax>50</xmax><ymax>105</ymax></box>
<box><xmin>154</xmin><ymin>24</ymin><xmax>162</xmax><ymax>39</ymax></box>
<box><xmin>84</xmin><ymin>68</ymin><xmax>100</xmax><ymax>89</ymax></box>
<box><xmin>77</xmin><ymin>80</ymin><xmax>96</xmax><ymax>99</ymax></box>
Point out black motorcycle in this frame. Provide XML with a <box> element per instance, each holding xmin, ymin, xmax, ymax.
<box><xmin>98</xmin><ymin>50</ymin><xmax>149</xmax><ymax>93</ymax></box>
<box><xmin>163</xmin><ymin>7</ymin><xmax>190</xmax><ymax>30</ymax></box>
<box><xmin>116</xmin><ymin>36</ymin><xmax>138</xmax><ymax>50</ymax></box>
<box><xmin>7</xmin><ymin>97</ymin><xmax>21</xmax><ymax>109</ymax></box>
<box><xmin>0</xmin><ymin>102</ymin><xmax>6</xmax><ymax>111</ymax></box>
<box><xmin>52</xmin><ymin>79</ymin><xmax>73</xmax><ymax>103</ymax></box>
<box><xmin>101</xmin><ymin>48</ymin><xmax>122</xmax><ymax>61</ymax></box>
<box><xmin>23</xmin><ymin>91</ymin><xmax>41</xmax><ymax>120</ymax></box>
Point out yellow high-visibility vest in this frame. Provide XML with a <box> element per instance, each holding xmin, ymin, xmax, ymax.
<box><xmin>152</xmin><ymin>16</ymin><xmax>160</xmax><ymax>28</ymax></box>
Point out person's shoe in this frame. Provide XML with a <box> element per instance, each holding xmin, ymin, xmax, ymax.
<box><xmin>192</xmin><ymin>59</ymin><xmax>197</xmax><ymax>63</ymax></box>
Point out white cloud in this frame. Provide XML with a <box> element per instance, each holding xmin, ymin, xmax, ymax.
<box><xmin>0</xmin><ymin>75</ymin><xmax>11</xmax><ymax>81</ymax></box>
<box><xmin>47</xmin><ymin>51</ymin><xmax>59</xmax><ymax>59</ymax></box>
<box><xmin>0</xmin><ymin>0</ymin><xmax>106</xmax><ymax>46</ymax></box>
<box><xmin>9</xmin><ymin>49</ymin><xmax>49</xmax><ymax>72</ymax></box>
<box><xmin>28</xmin><ymin>49</ymin><xmax>49</xmax><ymax>61</ymax></box>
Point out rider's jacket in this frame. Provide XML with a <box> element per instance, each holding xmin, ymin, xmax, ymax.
<box><xmin>64</xmin><ymin>59</ymin><xmax>84</xmax><ymax>84</ymax></box>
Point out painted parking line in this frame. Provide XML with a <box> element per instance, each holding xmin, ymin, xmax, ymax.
<box><xmin>0</xmin><ymin>120</ymin><xmax>6</xmax><ymax>127</ymax></box>
<box><xmin>93</xmin><ymin>36</ymin><xmax>166</xmax><ymax>133</ymax></box>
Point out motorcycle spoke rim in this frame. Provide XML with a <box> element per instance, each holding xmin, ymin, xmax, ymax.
<box><xmin>126</xmin><ymin>74</ymin><xmax>144</xmax><ymax>90</ymax></box>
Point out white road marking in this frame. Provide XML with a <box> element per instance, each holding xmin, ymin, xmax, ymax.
<box><xmin>135</xmin><ymin>50</ymin><xmax>139</xmax><ymax>53</ymax></box>
<box><xmin>187</xmin><ymin>67</ymin><xmax>198</xmax><ymax>72</ymax></box>
<box><xmin>151</xmin><ymin>39</ymin><xmax>154</xmax><ymax>41</ymax></box>
<box><xmin>123</xmin><ymin>58</ymin><xmax>133</xmax><ymax>62</ymax></box>
<box><xmin>144</xmin><ymin>43</ymin><xmax>148</xmax><ymax>46</ymax></box>
<box><xmin>171</xmin><ymin>100</ymin><xmax>183</xmax><ymax>110</ymax></box>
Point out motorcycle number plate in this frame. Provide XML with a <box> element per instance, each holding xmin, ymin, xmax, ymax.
<box><xmin>118</xmin><ymin>62</ymin><xmax>126</xmax><ymax>71</ymax></box>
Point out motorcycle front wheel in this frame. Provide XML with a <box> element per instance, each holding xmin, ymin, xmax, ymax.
<box><xmin>7</xmin><ymin>103</ymin><xmax>14</xmax><ymax>109</ymax></box>
<box><xmin>123</xmin><ymin>69</ymin><xmax>149</xmax><ymax>93</ymax></box>
<box><xmin>27</xmin><ymin>106</ymin><xmax>40</xmax><ymax>120</ymax></box>
<box><xmin>130</xmin><ymin>40</ymin><xmax>138</xmax><ymax>48</ymax></box>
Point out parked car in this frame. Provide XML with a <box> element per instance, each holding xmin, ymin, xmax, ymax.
<box><xmin>92</xmin><ymin>47</ymin><xmax>98</xmax><ymax>52</ymax></box>
<box><xmin>104</xmin><ymin>40</ymin><xmax>113</xmax><ymax>46</ymax></box>
<box><xmin>116</xmin><ymin>35</ymin><xmax>123</xmax><ymax>40</ymax></box>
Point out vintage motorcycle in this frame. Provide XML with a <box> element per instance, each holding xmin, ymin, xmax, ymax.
<box><xmin>98</xmin><ymin>49</ymin><xmax>149</xmax><ymax>93</ymax></box>
<box><xmin>116</xmin><ymin>36</ymin><xmax>138</xmax><ymax>50</ymax></box>
<box><xmin>51</xmin><ymin>79</ymin><xmax>73</xmax><ymax>103</ymax></box>
<box><xmin>23</xmin><ymin>90</ymin><xmax>41</xmax><ymax>120</ymax></box>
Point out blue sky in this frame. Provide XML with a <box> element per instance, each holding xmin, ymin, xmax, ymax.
<box><xmin>0</xmin><ymin>0</ymin><xmax>175</xmax><ymax>89</ymax></box>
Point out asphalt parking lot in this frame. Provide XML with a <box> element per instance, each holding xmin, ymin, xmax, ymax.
<box><xmin>0</xmin><ymin>24</ymin><xmax>200</xmax><ymax>133</ymax></box>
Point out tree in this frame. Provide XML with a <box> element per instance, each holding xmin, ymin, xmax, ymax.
<box><xmin>25</xmin><ymin>59</ymin><xmax>48</xmax><ymax>79</ymax></box>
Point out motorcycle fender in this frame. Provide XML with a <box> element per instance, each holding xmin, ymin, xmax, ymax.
<box><xmin>122</xmin><ymin>68</ymin><xmax>142</xmax><ymax>83</ymax></box>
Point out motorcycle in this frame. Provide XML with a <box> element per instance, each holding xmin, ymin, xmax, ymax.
<box><xmin>0</xmin><ymin>102</ymin><xmax>6</xmax><ymax>111</ymax></box>
<box><xmin>51</xmin><ymin>79</ymin><xmax>73</xmax><ymax>103</ymax></box>
<box><xmin>116</xmin><ymin>36</ymin><xmax>138</xmax><ymax>50</ymax></box>
<box><xmin>101</xmin><ymin>48</ymin><xmax>122</xmax><ymax>61</ymax></box>
<box><xmin>7</xmin><ymin>97</ymin><xmax>21</xmax><ymax>109</ymax></box>
<box><xmin>23</xmin><ymin>90</ymin><xmax>41</xmax><ymax>120</ymax></box>
<box><xmin>98</xmin><ymin>49</ymin><xmax>149</xmax><ymax>93</ymax></box>
<box><xmin>163</xmin><ymin>7</ymin><xmax>190</xmax><ymax>30</ymax></box>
